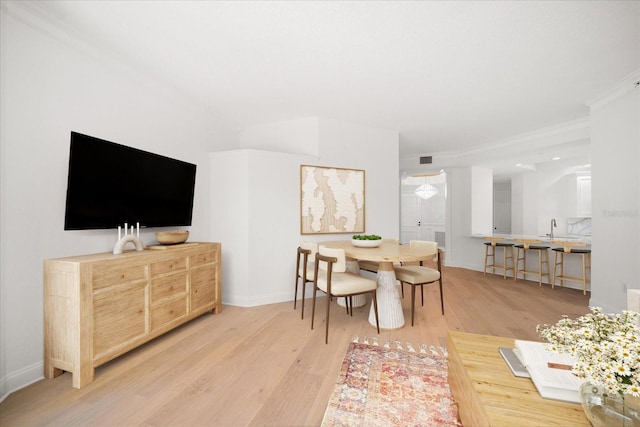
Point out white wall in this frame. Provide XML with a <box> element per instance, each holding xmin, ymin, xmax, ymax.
<box><xmin>0</xmin><ymin>7</ymin><xmax>237</xmax><ymax>400</ymax></box>
<box><xmin>211</xmin><ymin>117</ymin><xmax>399</xmax><ymax>306</ymax></box>
<box><xmin>210</xmin><ymin>149</ymin><xmax>315</xmax><ymax>306</ymax></box>
<box><xmin>471</xmin><ymin>167</ymin><xmax>493</xmax><ymax>236</ymax></box>
<box><xmin>318</xmin><ymin>118</ymin><xmax>400</xmax><ymax>238</ymax></box>
<box><xmin>239</xmin><ymin>117</ymin><xmax>320</xmax><ymax>155</ymax></box>
<box><xmin>511</xmin><ymin>175</ymin><xmax>524</xmax><ymax>234</ymax></box>
<box><xmin>519</xmin><ymin>173</ymin><xmax>539</xmax><ymax>235</ymax></box>
<box><xmin>445</xmin><ymin>167</ymin><xmax>475</xmax><ymax>269</ymax></box>
<box><xmin>589</xmin><ymin>74</ymin><xmax>640</xmax><ymax>313</ymax></box>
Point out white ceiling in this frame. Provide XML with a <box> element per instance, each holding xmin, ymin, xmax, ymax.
<box><xmin>20</xmin><ymin>1</ymin><xmax>640</xmax><ymax>171</ymax></box>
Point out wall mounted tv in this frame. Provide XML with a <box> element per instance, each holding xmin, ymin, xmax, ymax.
<box><xmin>64</xmin><ymin>131</ymin><xmax>197</xmax><ymax>230</ymax></box>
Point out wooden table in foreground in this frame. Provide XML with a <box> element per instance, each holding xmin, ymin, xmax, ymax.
<box><xmin>447</xmin><ymin>331</ymin><xmax>589</xmax><ymax>427</ymax></box>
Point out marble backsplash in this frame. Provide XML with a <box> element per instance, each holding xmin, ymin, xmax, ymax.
<box><xmin>568</xmin><ymin>217</ymin><xmax>592</xmax><ymax>236</ymax></box>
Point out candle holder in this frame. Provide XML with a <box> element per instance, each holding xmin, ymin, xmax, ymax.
<box><xmin>113</xmin><ymin>222</ymin><xmax>145</xmax><ymax>255</ymax></box>
<box><xmin>113</xmin><ymin>235</ymin><xmax>144</xmax><ymax>254</ymax></box>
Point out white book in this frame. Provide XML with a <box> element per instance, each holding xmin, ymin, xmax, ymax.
<box><xmin>514</xmin><ymin>340</ymin><xmax>582</xmax><ymax>404</ymax></box>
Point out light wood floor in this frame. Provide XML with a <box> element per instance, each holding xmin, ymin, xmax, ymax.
<box><xmin>0</xmin><ymin>267</ymin><xmax>589</xmax><ymax>427</ymax></box>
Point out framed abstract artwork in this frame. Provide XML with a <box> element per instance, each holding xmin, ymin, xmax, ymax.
<box><xmin>300</xmin><ymin>165</ymin><xmax>365</xmax><ymax>234</ymax></box>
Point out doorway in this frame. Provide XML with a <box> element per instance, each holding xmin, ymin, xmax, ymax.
<box><xmin>400</xmin><ymin>172</ymin><xmax>447</xmax><ymax>247</ymax></box>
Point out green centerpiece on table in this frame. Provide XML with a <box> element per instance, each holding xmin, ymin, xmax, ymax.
<box><xmin>351</xmin><ymin>234</ymin><xmax>382</xmax><ymax>247</ymax></box>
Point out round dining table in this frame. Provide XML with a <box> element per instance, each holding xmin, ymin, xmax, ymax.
<box><xmin>320</xmin><ymin>240</ymin><xmax>435</xmax><ymax>329</ymax></box>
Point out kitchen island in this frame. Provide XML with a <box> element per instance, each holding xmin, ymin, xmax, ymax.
<box><xmin>471</xmin><ymin>234</ymin><xmax>591</xmax><ymax>293</ymax></box>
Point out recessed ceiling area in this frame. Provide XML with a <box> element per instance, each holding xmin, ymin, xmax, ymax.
<box><xmin>16</xmin><ymin>0</ymin><xmax>640</xmax><ymax>175</ymax></box>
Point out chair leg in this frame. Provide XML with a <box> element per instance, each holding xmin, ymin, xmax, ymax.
<box><xmin>420</xmin><ymin>285</ymin><xmax>424</xmax><ymax>306</ymax></box>
<box><xmin>310</xmin><ymin>285</ymin><xmax>317</xmax><ymax>329</ymax></box>
<box><xmin>294</xmin><ymin>275</ymin><xmax>299</xmax><ymax>310</ymax></box>
<box><xmin>484</xmin><ymin>245</ymin><xmax>490</xmax><ymax>274</ymax></box>
<box><xmin>411</xmin><ymin>284</ymin><xmax>416</xmax><ymax>327</ymax></box>
<box><xmin>543</xmin><ymin>249</ymin><xmax>550</xmax><ymax>285</ymax></box>
<box><xmin>501</xmin><ymin>247</ymin><xmax>506</xmax><ymax>278</ymax></box>
<box><xmin>401</xmin><ymin>282</ymin><xmax>404</xmax><ymax>298</ymax></box>
<box><xmin>559</xmin><ymin>253</ymin><xmax>565</xmax><ymax>287</ymax></box>
<box><xmin>536</xmin><ymin>249</ymin><xmax>541</xmax><ymax>286</ymax></box>
<box><xmin>552</xmin><ymin>252</ymin><xmax>556</xmax><ymax>288</ymax></box>
<box><xmin>514</xmin><ymin>247</ymin><xmax>520</xmax><ymax>282</ymax></box>
<box><xmin>439</xmin><ymin>277</ymin><xmax>444</xmax><ymax>315</ymax></box>
<box><xmin>581</xmin><ymin>253</ymin><xmax>587</xmax><ymax>295</ymax></box>
<box><xmin>509</xmin><ymin>246</ymin><xmax>515</xmax><ymax>279</ymax></box>
<box><xmin>300</xmin><ymin>279</ymin><xmax>306</xmax><ymax>320</ymax></box>
<box><xmin>371</xmin><ymin>291</ymin><xmax>380</xmax><ymax>334</ymax></box>
<box><xmin>325</xmin><ymin>292</ymin><xmax>331</xmax><ymax>344</ymax></box>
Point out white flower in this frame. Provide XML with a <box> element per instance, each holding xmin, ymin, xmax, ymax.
<box><xmin>628</xmin><ymin>385</ymin><xmax>640</xmax><ymax>397</ymax></box>
<box><xmin>537</xmin><ymin>307</ymin><xmax>640</xmax><ymax>398</ymax></box>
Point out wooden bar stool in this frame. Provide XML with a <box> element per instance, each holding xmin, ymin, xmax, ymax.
<box><xmin>513</xmin><ymin>239</ymin><xmax>550</xmax><ymax>286</ymax></box>
<box><xmin>483</xmin><ymin>237</ymin><xmax>514</xmax><ymax>279</ymax></box>
<box><xmin>551</xmin><ymin>241</ymin><xmax>591</xmax><ymax>295</ymax></box>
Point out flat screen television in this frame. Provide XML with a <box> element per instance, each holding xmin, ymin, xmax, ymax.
<box><xmin>64</xmin><ymin>131</ymin><xmax>197</xmax><ymax>230</ymax></box>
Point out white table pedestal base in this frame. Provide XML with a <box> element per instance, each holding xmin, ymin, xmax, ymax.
<box><xmin>338</xmin><ymin>260</ymin><xmax>367</xmax><ymax>308</ymax></box>
<box><xmin>369</xmin><ymin>269</ymin><xmax>405</xmax><ymax>329</ymax></box>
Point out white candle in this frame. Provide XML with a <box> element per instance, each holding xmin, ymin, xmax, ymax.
<box><xmin>131</xmin><ymin>225</ymin><xmax>134</xmax><ymax>235</ymax></box>
<box><xmin>124</xmin><ymin>223</ymin><xmax>128</xmax><ymax>235</ymax></box>
<box><xmin>136</xmin><ymin>222</ymin><xmax>140</xmax><ymax>237</ymax></box>
<box><xmin>118</xmin><ymin>226</ymin><xmax>121</xmax><ymax>240</ymax></box>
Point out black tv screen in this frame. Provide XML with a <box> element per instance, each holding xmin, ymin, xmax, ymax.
<box><xmin>64</xmin><ymin>132</ymin><xmax>197</xmax><ymax>230</ymax></box>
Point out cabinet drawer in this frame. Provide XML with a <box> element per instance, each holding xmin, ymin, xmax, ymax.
<box><xmin>151</xmin><ymin>272</ymin><xmax>188</xmax><ymax>302</ymax></box>
<box><xmin>92</xmin><ymin>264</ymin><xmax>146</xmax><ymax>290</ymax></box>
<box><xmin>191</xmin><ymin>264</ymin><xmax>216</xmax><ymax>310</ymax></box>
<box><xmin>93</xmin><ymin>282</ymin><xmax>146</xmax><ymax>358</ymax></box>
<box><xmin>151</xmin><ymin>296</ymin><xmax>187</xmax><ymax>330</ymax></box>
<box><xmin>190</xmin><ymin>250</ymin><xmax>217</xmax><ymax>267</ymax></box>
<box><xmin>150</xmin><ymin>257</ymin><xmax>187</xmax><ymax>277</ymax></box>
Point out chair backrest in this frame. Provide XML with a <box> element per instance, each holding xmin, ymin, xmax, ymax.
<box><xmin>409</xmin><ymin>240</ymin><xmax>438</xmax><ymax>256</ymax></box>
<box><xmin>552</xmin><ymin>240</ymin><xmax>586</xmax><ymax>253</ymax></box>
<box><xmin>318</xmin><ymin>245</ymin><xmax>347</xmax><ymax>273</ymax></box>
<box><xmin>409</xmin><ymin>240</ymin><xmax>439</xmax><ymax>266</ymax></box>
<box><xmin>514</xmin><ymin>238</ymin><xmax>542</xmax><ymax>250</ymax></box>
<box><xmin>483</xmin><ymin>236</ymin><xmax>505</xmax><ymax>246</ymax></box>
<box><xmin>300</xmin><ymin>241</ymin><xmax>318</xmax><ymax>261</ymax></box>
<box><xmin>297</xmin><ymin>246</ymin><xmax>311</xmax><ymax>272</ymax></box>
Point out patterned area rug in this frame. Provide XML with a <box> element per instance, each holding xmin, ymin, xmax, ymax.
<box><xmin>321</xmin><ymin>337</ymin><xmax>462</xmax><ymax>427</ymax></box>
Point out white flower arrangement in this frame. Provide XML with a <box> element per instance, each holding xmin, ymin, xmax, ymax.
<box><xmin>537</xmin><ymin>307</ymin><xmax>640</xmax><ymax>397</ymax></box>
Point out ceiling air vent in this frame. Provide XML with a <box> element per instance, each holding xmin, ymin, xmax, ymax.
<box><xmin>419</xmin><ymin>156</ymin><xmax>433</xmax><ymax>164</ymax></box>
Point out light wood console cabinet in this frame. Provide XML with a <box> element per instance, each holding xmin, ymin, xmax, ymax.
<box><xmin>44</xmin><ymin>242</ymin><xmax>221</xmax><ymax>388</ymax></box>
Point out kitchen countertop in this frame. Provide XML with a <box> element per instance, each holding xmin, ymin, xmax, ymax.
<box><xmin>471</xmin><ymin>233</ymin><xmax>591</xmax><ymax>245</ymax></box>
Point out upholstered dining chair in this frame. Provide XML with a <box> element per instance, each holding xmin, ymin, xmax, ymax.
<box><xmin>294</xmin><ymin>241</ymin><xmax>318</xmax><ymax>319</ymax></box>
<box><xmin>393</xmin><ymin>240</ymin><xmax>443</xmax><ymax>326</ymax></box>
<box><xmin>311</xmin><ymin>245</ymin><xmax>380</xmax><ymax>344</ymax></box>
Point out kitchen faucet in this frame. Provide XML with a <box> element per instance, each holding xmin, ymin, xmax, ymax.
<box><xmin>549</xmin><ymin>218</ymin><xmax>557</xmax><ymax>240</ymax></box>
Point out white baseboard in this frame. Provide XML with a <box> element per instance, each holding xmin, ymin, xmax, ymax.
<box><xmin>0</xmin><ymin>361</ymin><xmax>43</xmax><ymax>403</ymax></box>
<box><xmin>222</xmin><ymin>290</ymin><xmax>294</xmax><ymax>307</ymax></box>
<box><xmin>627</xmin><ymin>289</ymin><xmax>640</xmax><ymax>311</ymax></box>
